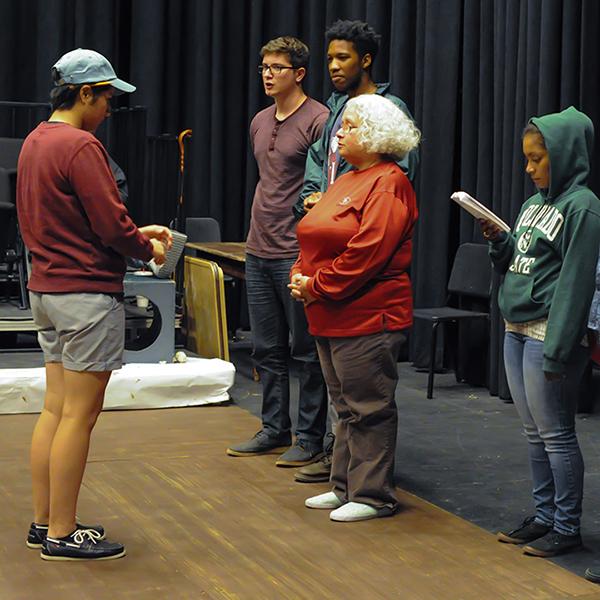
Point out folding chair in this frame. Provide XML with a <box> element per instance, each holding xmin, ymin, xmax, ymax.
<box><xmin>413</xmin><ymin>243</ymin><xmax>492</xmax><ymax>398</ymax></box>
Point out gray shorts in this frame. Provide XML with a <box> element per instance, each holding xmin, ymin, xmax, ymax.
<box><xmin>30</xmin><ymin>292</ymin><xmax>125</xmax><ymax>372</ymax></box>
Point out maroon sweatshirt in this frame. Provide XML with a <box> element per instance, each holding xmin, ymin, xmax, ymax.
<box><xmin>17</xmin><ymin>122</ymin><xmax>153</xmax><ymax>294</ymax></box>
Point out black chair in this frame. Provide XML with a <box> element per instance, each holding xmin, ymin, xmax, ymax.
<box><xmin>183</xmin><ymin>217</ymin><xmax>230</xmax><ymax>278</ymax></box>
<box><xmin>168</xmin><ymin>216</ymin><xmax>223</xmax><ymax>279</ymax></box>
<box><xmin>413</xmin><ymin>243</ymin><xmax>492</xmax><ymax>398</ymax></box>
<box><xmin>185</xmin><ymin>217</ymin><xmax>222</xmax><ymax>244</ymax></box>
<box><xmin>0</xmin><ymin>138</ymin><xmax>23</xmax><ymax>212</ymax></box>
<box><xmin>0</xmin><ymin>200</ymin><xmax>29</xmax><ymax>309</ymax></box>
<box><xmin>0</xmin><ymin>137</ymin><xmax>24</xmax><ymax>166</ymax></box>
<box><xmin>0</xmin><ymin>138</ymin><xmax>28</xmax><ymax>309</ymax></box>
<box><xmin>0</xmin><ymin>138</ymin><xmax>24</xmax><ymax>201</ymax></box>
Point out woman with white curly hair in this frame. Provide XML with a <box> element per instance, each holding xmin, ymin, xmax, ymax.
<box><xmin>289</xmin><ymin>94</ymin><xmax>421</xmax><ymax>522</ymax></box>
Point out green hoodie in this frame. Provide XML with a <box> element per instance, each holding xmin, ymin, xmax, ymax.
<box><xmin>490</xmin><ymin>106</ymin><xmax>600</xmax><ymax>373</ymax></box>
<box><xmin>292</xmin><ymin>83</ymin><xmax>419</xmax><ymax>218</ymax></box>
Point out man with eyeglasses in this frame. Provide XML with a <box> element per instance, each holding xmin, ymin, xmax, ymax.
<box><xmin>226</xmin><ymin>37</ymin><xmax>329</xmax><ymax>467</ymax></box>
<box><xmin>292</xmin><ymin>20</ymin><xmax>420</xmax><ymax>485</ymax></box>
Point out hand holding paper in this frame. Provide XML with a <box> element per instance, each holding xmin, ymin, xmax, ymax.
<box><xmin>451</xmin><ymin>191</ymin><xmax>510</xmax><ymax>233</ymax></box>
<box><xmin>479</xmin><ymin>218</ymin><xmax>505</xmax><ymax>241</ymax></box>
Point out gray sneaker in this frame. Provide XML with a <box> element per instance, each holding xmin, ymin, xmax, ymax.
<box><xmin>226</xmin><ymin>430</ymin><xmax>291</xmax><ymax>457</ymax></box>
<box><xmin>497</xmin><ymin>516</ymin><xmax>552</xmax><ymax>544</ymax></box>
<box><xmin>276</xmin><ymin>440</ymin><xmax>324</xmax><ymax>467</ymax></box>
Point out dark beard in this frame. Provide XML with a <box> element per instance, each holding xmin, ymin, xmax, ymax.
<box><xmin>336</xmin><ymin>71</ymin><xmax>363</xmax><ymax>94</ymax></box>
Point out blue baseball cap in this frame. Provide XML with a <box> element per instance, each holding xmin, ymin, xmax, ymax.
<box><xmin>52</xmin><ymin>48</ymin><xmax>135</xmax><ymax>95</ymax></box>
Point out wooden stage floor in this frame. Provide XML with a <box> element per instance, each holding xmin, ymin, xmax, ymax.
<box><xmin>1</xmin><ymin>405</ymin><xmax>600</xmax><ymax>600</ymax></box>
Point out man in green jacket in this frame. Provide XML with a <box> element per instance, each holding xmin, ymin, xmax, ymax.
<box><xmin>292</xmin><ymin>19</ymin><xmax>419</xmax><ymax>219</ymax></box>
<box><xmin>293</xmin><ymin>20</ymin><xmax>419</xmax><ymax>484</ymax></box>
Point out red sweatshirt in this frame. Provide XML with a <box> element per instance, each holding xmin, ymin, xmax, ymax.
<box><xmin>292</xmin><ymin>161</ymin><xmax>417</xmax><ymax>337</ymax></box>
<box><xmin>17</xmin><ymin>122</ymin><xmax>153</xmax><ymax>294</ymax></box>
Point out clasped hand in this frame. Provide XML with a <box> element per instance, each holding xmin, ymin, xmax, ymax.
<box><xmin>139</xmin><ymin>225</ymin><xmax>173</xmax><ymax>265</ymax></box>
<box><xmin>288</xmin><ymin>273</ymin><xmax>316</xmax><ymax>305</ymax></box>
<box><xmin>544</xmin><ymin>371</ymin><xmax>563</xmax><ymax>382</ymax></box>
<box><xmin>303</xmin><ymin>191</ymin><xmax>322</xmax><ymax>211</ymax></box>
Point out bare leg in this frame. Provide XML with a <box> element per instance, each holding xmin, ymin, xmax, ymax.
<box><xmin>30</xmin><ymin>362</ymin><xmax>65</xmax><ymax>524</ymax></box>
<box><xmin>47</xmin><ymin>369</ymin><xmax>111</xmax><ymax>539</ymax></box>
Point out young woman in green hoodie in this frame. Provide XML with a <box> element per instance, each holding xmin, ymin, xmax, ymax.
<box><xmin>480</xmin><ymin>106</ymin><xmax>600</xmax><ymax>558</ymax></box>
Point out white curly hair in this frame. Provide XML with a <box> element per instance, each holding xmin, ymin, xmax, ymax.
<box><xmin>343</xmin><ymin>94</ymin><xmax>421</xmax><ymax>159</ymax></box>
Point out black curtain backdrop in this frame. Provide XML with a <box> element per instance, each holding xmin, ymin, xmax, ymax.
<box><xmin>2</xmin><ymin>0</ymin><xmax>600</xmax><ymax>398</ymax></box>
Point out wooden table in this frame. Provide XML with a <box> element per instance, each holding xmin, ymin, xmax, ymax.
<box><xmin>185</xmin><ymin>242</ymin><xmax>246</xmax><ymax>279</ymax></box>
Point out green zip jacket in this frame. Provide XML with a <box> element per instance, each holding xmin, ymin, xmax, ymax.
<box><xmin>490</xmin><ymin>106</ymin><xmax>600</xmax><ymax>373</ymax></box>
<box><xmin>292</xmin><ymin>82</ymin><xmax>419</xmax><ymax>218</ymax></box>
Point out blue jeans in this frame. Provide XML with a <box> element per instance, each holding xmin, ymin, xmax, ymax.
<box><xmin>503</xmin><ymin>332</ymin><xmax>588</xmax><ymax>535</ymax></box>
<box><xmin>245</xmin><ymin>254</ymin><xmax>327</xmax><ymax>451</ymax></box>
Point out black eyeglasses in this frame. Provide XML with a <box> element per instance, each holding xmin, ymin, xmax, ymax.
<box><xmin>258</xmin><ymin>64</ymin><xmax>295</xmax><ymax>75</ymax></box>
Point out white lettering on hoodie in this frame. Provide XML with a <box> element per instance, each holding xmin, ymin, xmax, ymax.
<box><xmin>509</xmin><ymin>203</ymin><xmax>565</xmax><ymax>274</ymax></box>
<box><xmin>516</xmin><ymin>203</ymin><xmax>564</xmax><ymax>241</ymax></box>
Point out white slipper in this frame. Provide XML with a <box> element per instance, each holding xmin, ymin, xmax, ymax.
<box><xmin>329</xmin><ymin>502</ymin><xmax>378</xmax><ymax>522</ymax></box>
<box><xmin>305</xmin><ymin>492</ymin><xmax>343</xmax><ymax>509</ymax></box>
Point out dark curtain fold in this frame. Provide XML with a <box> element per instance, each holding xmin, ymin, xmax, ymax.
<box><xmin>2</xmin><ymin>0</ymin><xmax>600</xmax><ymax>398</ymax></box>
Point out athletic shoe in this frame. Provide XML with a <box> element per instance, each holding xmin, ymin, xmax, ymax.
<box><xmin>522</xmin><ymin>531</ymin><xmax>582</xmax><ymax>557</ymax></box>
<box><xmin>496</xmin><ymin>516</ymin><xmax>551</xmax><ymax>544</ymax></box>
<box><xmin>294</xmin><ymin>453</ymin><xmax>332</xmax><ymax>482</ymax></box>
<box><xmin>584</xmin><ymin>566</ymin><xmax>600</xmax><ymax>583</ymax></box>
<box><xmin>329</xmin><ymin>502</ymin><xmax>378</xmax><ymax>522</ymax></box>
<box><xmin>41</xmin><ymin>528</ymin><xmax>125</xmax><ymax>561</ymax></box>
<box><xmin>276</xmin><ymin>441</ymin><xmax>324</xmax><ymax>467</ymax></box>
<box><xmin>226</xmin><ymin>430</ymin><xmax>291</xmax><ymax>457</ymax></box>
<box><xmin>26</xmin><ymin>521</ymin><xmax>105</xmax><ymax>549</ymax></box>
<box><xmin>305</xmin><ymin>492</ymin><xmax>343</xmax><ymax>509</ymax></box>
<box><xmin>295</xmin><ymin>433</ymin><xmax>334</xmax><ymax>482</ymax></box>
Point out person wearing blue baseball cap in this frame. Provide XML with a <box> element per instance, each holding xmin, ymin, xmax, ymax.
<box><xmin>17</xmin><ymin>48</ymin><xmax>172</xmax><ymax>561</ymax></box>
<box><xmin>52</xmin><ymin>47</ymin><xmax>136</xmax><ymax>93</ymax></box>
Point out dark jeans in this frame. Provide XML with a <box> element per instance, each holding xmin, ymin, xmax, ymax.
<box><xmin>503</xmin><ymin>332</ymin><xmax>588</xmax><ymax>535</ymax></box>
<box><xmin>245</xmin><ymin>253</ymin><xmax>327</xmax><ymax>451</ymax></box>
<box><xmin>316</xmin><ymin>330</ymin><xmax>406</xmax><ymax>512</ymax></box>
